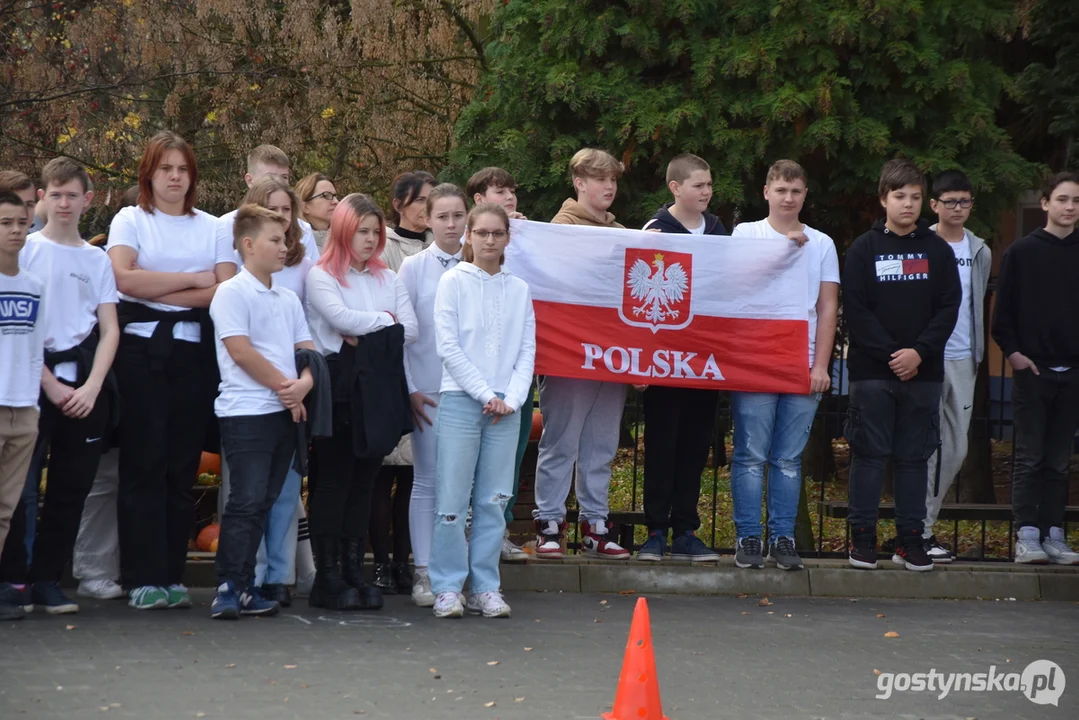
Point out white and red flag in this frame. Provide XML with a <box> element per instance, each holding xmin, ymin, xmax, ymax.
<box><xmin>505</xmin><ymin>220</ymin><xmax>811</xmax><ymax>393</ymax></box>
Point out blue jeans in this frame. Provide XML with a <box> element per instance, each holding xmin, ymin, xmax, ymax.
<box><xmin>429</xmin><ymin>392</ymin><xmax>519</xmax><ymax>596</ymax></box>
<box><xmin>215</xmin><ymin>411</ymin><xmax>296</xmax><ymax>588</ymax></box>
<box><xmin>730</xmin><ymin>392</ymin><xmax>820</xmax><ymax>540</ymax></box>
<box><xmin>254</xmin><ymin>463</ymin><xmax>301</xmax><ymax>586</ymax></box>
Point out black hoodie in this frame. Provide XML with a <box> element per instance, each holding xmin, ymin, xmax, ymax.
<box><xmin>842</xmin><ymin>219</ymin><xmax>961</xmax><ymax>383</ymax></box>
<box><xmin>992</xmin><ymin>228</ymin><xmax>1079</xmax><ymax>368</ymax></box>
<box><xmin>643</xmin><ymin>203</ymin><xmax>728</xmax><ymax>236</ymax></box>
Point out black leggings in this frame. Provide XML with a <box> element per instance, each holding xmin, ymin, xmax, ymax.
<box><xmin>367</xmin><ymin>466</ymin><xmax>413</xmax><ymax>564</ymax></box>
<box><xmin>309</xmin><ymin>427</ymin><xmax>382</xmax><ymax>541</ymax></box>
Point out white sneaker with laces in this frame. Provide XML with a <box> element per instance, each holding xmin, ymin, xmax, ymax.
<box><xmin>1042</xmin><ymin>527</ymin><xmax>1079</xmax><ymax>565</ymax></box>
<box><xmin>1015</xmin><ymin>526</ymin><xmax>1049</xmax><ymax>564</ymax></box>
<box><xmin>412</xmin><ymin>568</ymin><xmax>435</xmax><ymax>607</ymax></box>
<box><xmin>77</xmin><ymin>579</ymin><xmax>126</xmax><ymax>600</ymax></box>
<box><xmin>501</xmin><ymin>530</ymin><xmax>528</xmax><ymax>562</ymax></box>
<box><xmin>433</xmin><ymin>592</ymin><xmax>464</xmax><ymax>618</ymax></box>
<box><xmin>466</xmin><ymin>590</ymin><xmax>511</xmax><ymax>618</ymax></box>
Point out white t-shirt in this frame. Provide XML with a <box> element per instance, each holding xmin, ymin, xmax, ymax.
<box><xmin>944</xmin><ymin>236</ymin><xmax>974</xmax><ymax>361</ymax></box>
<box><xmin>106</xmin><ymin>206</ymin><xmax>230</xmax><ymax>343</ymax></box>
<box><xmin>733</xmin><ymin>219</ymin><xmax>840</xmax><ymax>366</ymax></box>
<box><xmin>21</xmin><ymin>233</ymin><xmax>118</xmax><ymax>382</ymax></box>
<box><xmin>209</xmin><ymin>268</ymin><xmax>311</xmax><ymax>417</ymax></box>
<box><xmin>687</xmin><ymin>221</ymin><xmax>706</xmax><ymax>235</ymax></box>
<box><xmin>0</xmin><ymin>268</ymin><xmax>46</xmax><ymax>408</ymax></box>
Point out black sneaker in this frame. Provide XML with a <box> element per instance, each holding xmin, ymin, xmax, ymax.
<box><xmin>261</xmin><ymin>583</ymin><xmax>292</xmax><ymax>608</ymax></box>
<box><xmin>0</xmin><ymin>583</ymin><xmax>25</xmax><ymax>621</ymax></box>
<box><xmin>670</xmin><ymin>532</ymin><xmax>719</xmax><ymax>562</ymax></box>
<box><xmin>32</xmin><ymin>581</ymin><xmax>79</xmax><ymax>614</ymax></box>
<box><xmin>923</xmin><ymin>535</ymin><xmax>955</xmax><ymax>564</ymax></box>
<box><xmin>735</xmin><ymin>536</ymin><xmax>764</xmax><ymax>569</ymax></box>
<box><xmin>372</xmin><ymin>563</ymin><xmax>397</xmax><ymax>593</ymax></box>
<box><xmin>893</xmin><ymin>538</ymin><xmax>934</xmax><ymax>572</ymax></box>
<box><xmin>880</xmin><ymin>536</ymin><xmax>897</xmax><ymax>555</ymax></box>
<box><xmin>766</xmin><ymin>536</ymin><xmax>803</xmax><ymax>571</ymax></box>
<box><xmin>848</xmin><ymin>527</ymin><xmax>878</xmax><ymax>570</ymax></box>
<box><xmin>635</xmin><ymin>530</ymin><xmax>667</xmax><ymax>562</ymax></box>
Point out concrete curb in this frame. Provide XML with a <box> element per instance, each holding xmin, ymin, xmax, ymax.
<box><xmin>179</xmin><ymin>557</ymin><xmax>1079</xmax><ymax>600</ymax></box>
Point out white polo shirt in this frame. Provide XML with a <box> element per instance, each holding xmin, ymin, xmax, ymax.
<box><xmin>209</xmin><ymin>268</ymin><xmax>311</xmax><ymax>418</ymax></box>
<box><xmin>217</xmin><ymin>209</ymin><xmax>320</xmax><ymax>303</ymax></box>
<box><xmin>21</xmin><ymin>233</ymin><xmax>118</xmax><ymax>382</ymax></box>
<box><xmin>107</xmin><ymin>205</ymin><xmax>231</xmax><ymax>343</ymax></box>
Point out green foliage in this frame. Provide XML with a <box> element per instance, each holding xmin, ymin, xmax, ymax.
<box><xmin>449</xmin><ymin>0</ymin><xmax>1042</xmax><ymax>243</ymax></box>
<box><xmin>1018</xmin><ymin>0</ymin><xmax>1079</xmax><ymax>169</ymax></box>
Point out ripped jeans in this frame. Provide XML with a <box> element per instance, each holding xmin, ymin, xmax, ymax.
<box><xmin>429</xmin><ymin>391</ymin><xmax>520</xmax><ymax>596</ymax></box>
<box><xmin>730</xmin><ymin>391</ymin><xmax>820</xmax><ymax>540</ymax></box>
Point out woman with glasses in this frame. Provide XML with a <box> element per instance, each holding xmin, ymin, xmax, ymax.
<box><xmin>295</xmin><ymin>174</ymin><xmax>339</xmax><ymax>251</ymax></box>
<box><xmin>427</xmin><ymin>202</ymin><xmax>535</xmax><ymax>618</ymax></box>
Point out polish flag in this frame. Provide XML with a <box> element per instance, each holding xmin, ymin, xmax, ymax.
<box><xmin>504</xmin><ymin>220</ymin><xmax>811</xmax><ymax>393</ymax></box>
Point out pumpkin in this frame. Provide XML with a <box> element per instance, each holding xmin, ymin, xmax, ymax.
<box><xmin>529</xmin><ymin>409</ymin><xmax>544</xmax><ymax>443</ymax></box>
<box><xmin>198</xmin><ymin>452</ymin><xmax>221</xmax><ymax>477</ymax></box>
<box><xmin>196</xmin><ymin>523</ymin><xmax>220</xmax><ymax>552</ymax></box>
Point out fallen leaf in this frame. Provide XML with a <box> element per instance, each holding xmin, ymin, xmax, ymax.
<box><xmin>181</xmin><ymin>631</ymin><xmax>195</xmax><ymax>636</ymax></box>
<box><xmin>515</xmin><ymin>697</ymin><xmax>524</xmax><ymax>702</ymax></box>
<box><xmin>523</xmin><ymin>647</ymin><xmax>533</xmax><ymax>652</ymax></box>
<box><xmin>740</xmin><ymin>611</ymin><xmax>749</xmax><ymax>615</ymax></box>
<box><xmin>594</xmin><ymin>618</ymin><xmax>603</xmax><ymax>623</ymax></box>
<box><xmin>65</xmin><ymin>624</ymin><xmax>77</xmax><ymax>630</ymax></box>
<box><xmin>405</xmin><ymin>647</ymin><xmax>412</xmax><ymax>651</ymax></box>
<box><xmin>767</xmin><ymin>611</ymin><xmax>775</xmax><ymax>615</ymax></box>
<box><xmin>225</xmin><ymin>664</ymin><xmax>236</xmax><ymax>669</ymax></box>
<box><xmin>618</xmin><ymin>590</ymin><xmax>636</xmax><ymax>595</ymax></box>
<box><xmin>757</xmin><ymin>597</ymin><xmax>773</xmax><ymax>607</ymax></box>
<box><xmin>736</xmin><ymin>594</ymin><xmax>748</xmax><ymax>599</ymax></box>
<box><xmin>872</xmin><ymin>669</ymin><xmax>882</xmax><ymax>676</ymax></box>
<box><xmin>299</xmin><ymin>683</ymin><xmax>309</xmax><ymax>689</ymax></box>
<box><xmin>599</xmin><ymin>600</ymin><xmax>608</xmax><ymax>605</ymax></box>
<box><xmin>284</xmin><ymin>665</ymin><xmax>297</xmax><ymax>669</ymax></box>
<box><xmin>876</xmin><ymin>614</ymin><xmax>886</xmax><ymax>619</ymax></box>
<box><xmin>484</xmin><ymin>701</ymin><xmax>496</xmax><ymax>708</ymax></box>
<box><xmin>433</xmin><ymin>675</ymin><xmax>441</xmax><ymax>679</ymax></box>
<box><xmin>429</xmin><ymin>668</ymin><xmax>438</xmax><ymax>673</ymax></box>
<box><xmin>884</xmin><ymin>631</ymin><xmax>899</xmax><ymax>638</ymax></box>
<box><xmin>487</xmin><ymin>661</ymin><xmax>500</xmax><ymax>666</ymax></box>
<box><xmin>784</xmin><ymin>614</ymin><xmax>792</xmax><ymax>618</ymax></box>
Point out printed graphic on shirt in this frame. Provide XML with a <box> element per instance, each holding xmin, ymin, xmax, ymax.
<box><xmin>0</xmin><ymin>291</ymin><xmax>41</xmax><ymax>333</ymax></box>
<box><xmin>875</xmin><ymin>253</ymin><xmax>929</xmax><ymax>282</ymax></box>
<box><xmin>955</xmin><ymin>256</ymin><xmax>973</xmax><ymax>267</ymax></box>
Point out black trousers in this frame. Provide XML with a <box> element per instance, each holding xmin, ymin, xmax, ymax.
<box><xmin>215</xmin><ymin>411</ymin><xmax>296</xmax><ymax>588</ymax></box>
<box><xmin>1011</xmin><ymin>368</ymin><xmax>1079</xmax><ymax>533</ymax></box>
<box><xmin>115</xmin><ymin>336</ymin><xmax>213</xmax><ymax>589</ymax></box>
<box><xmin>845</xmin><ymin>379</ymin><xmax>942</xmax><ymax>536</ymax></box>
<box><xmin>310</xmin><ymin>426</ymin><xmax>382</xmax><ymax>541</ymax></box>
<box><xmin>369</xmin><ymin>465</ymin><xmax>413</xmax><ymax>564</ymax></box>
<box><xmin>0</xmin><ymin>387</ymin><xmax>110</xmax><ymax>584</ymax></box>
<box><xmin>642</xmin><ymin>386</ymin><xmax>719</xmax><ymax>536</ymax></box>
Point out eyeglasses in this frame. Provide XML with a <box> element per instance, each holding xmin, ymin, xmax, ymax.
<box><xmin>471</xmin><ymin>230</ymin><xmax>508</xmax><ymax>240</ymax></box>
<box><xmin>306</xmin><ymin>191</ymin><xmax>338</xmax><ymax>202</ymax></box>
<box><xmin>939</xmin><ymin>198</ymin><xmax>973</xmax><ymax>209</ymax></box>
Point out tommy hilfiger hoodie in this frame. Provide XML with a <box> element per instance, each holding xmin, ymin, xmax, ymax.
<box><xmin>842</xmin><ymin>219</ymin><xmax>961</xmax><ymax>383</ymax></box>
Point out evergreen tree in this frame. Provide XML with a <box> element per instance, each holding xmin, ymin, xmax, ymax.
<box><xmin>449</xmin><ymin>0</ymin><xmax>1041</xmax><ymax>240</ymax></box>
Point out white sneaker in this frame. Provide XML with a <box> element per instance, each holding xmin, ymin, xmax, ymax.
<box><xmin>466</xmin><ymin>590</ymin><xmax>511</xmax><ymax>618</ymax></box>
<box><xmin>1042</xmin><ymin>527</ymin><xmax>1079</xmax><ymax>565</ymax></box>
<box><xmin>433</xmin><ymin>591</ymin><xmax>464</xmax><ymax>618</ymax></box>
<box><xmin>501</xmin><ymin>530</ymin><xmax>528</xmax><ymax>562</ymax></box>
<box><xmin>412</xmin><ymin>568</ymin><xmax>435</xmax><ymax>607</ymax></box>
<box><xmin>1015</xmin><ymin>526</ymin><xmax>1049</xmax><ymax>564</ymax></box>
<box><xmin>77</xmin><ymin>579</ymin><xmax>125</xmax><ymax>600</ymax></box>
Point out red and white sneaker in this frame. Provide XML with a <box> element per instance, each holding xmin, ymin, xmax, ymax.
<box><xmin>580</xmin><ymin>519</ymin><xmax>631</xmax><ymax>560</ymax></box>
<box><xmin>534</xmin><ymin>518</ymin><xmax>565</xmax><ymax>560</ymax></box>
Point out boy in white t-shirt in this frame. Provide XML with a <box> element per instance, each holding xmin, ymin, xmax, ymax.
<box><xmin>0</xmin><ymin>159</ymin><xmax>120</xmax><ymax>616</ymax></box>
<box><xmin>729</xmin><ymin>159</ymin><xmax>840</xmax><ymax>571</ymax></box>
<box><xmin>0</xmin><ymin>189</ymin><xmax>44</xmax><ymax>621</ymax></box>
<box><xmin>208</xmin><ymin>205</ymin><xmax>315</xmax><ymax>620</ymax></box>
<box><xmin>920</xmin><ymin>170</ymin><xmax>990</xmax><ymax>562</ymax></box>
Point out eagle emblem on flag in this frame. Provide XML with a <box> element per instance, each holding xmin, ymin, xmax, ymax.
<box><xmin>619</xmin><ymin>248</ymin><xmax>693</xmax><ymax>333</ymax></box>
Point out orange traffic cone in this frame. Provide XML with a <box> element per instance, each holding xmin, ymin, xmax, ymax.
<box><xmin>602</xmin><ymin>597</ymin><xmax>670</xmax><ymax>720</ymax></box>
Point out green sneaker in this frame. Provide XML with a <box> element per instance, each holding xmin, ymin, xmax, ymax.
<box><xmin>128</xmin><ymin>586</ymin><xmax>168</xmax><ymax>610</ymax></box>
<box><xmin>165</xmin><ymin>584</ymin><xmax>192</xmax><ymax>609</ymax></box>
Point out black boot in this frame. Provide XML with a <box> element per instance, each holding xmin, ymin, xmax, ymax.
<box><xmin>342</xmin><ymin>539</ymin><xmax>384</xmax><ymax>610</ymax></box>
<box><xmin>309</xmin><ymin>537</ymin><xmax>361</xmax><ymax>610</ymax></box>
<box><xmin>372</xmin><ymin>563</ymin><xmax>398</xmax><ymax>594</ymax></box>
<box><xmin>261</xmin><ymin>583</ymin><xmax>292</xmax><ymax>608</ymax></box>
<box><xmin>391</xmin><ymin>562</ymin><xmax>413</xmax><ymax>592</ymax></box>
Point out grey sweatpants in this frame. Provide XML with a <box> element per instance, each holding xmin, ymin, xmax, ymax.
<box><xmin>923</xmin><ymin>360</ymin><xmax>977</xmax><ymax>538</ymax></box>
<box><xmin>73</xmin><ymin>448</ymin><xmax>121</xmax><ymax>582</ymax></box>
<box><xmin>534</xmin><ymin>377</ymin><xmax>627</xmax><ymax>524</ymax></box>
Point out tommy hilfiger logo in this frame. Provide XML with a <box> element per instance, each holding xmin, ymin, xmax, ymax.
<box><xmin>875</xmin><ymin>253</ymin><xmax>929</xmax><ymax>282</ymax></box>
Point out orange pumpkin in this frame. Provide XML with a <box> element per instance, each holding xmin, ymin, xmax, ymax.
<box><xmin>196</xmin><ymin>523</ymin><xmax>220</xmax><ymax>552</ymax></box>
<box><xmin>529</xmin><ymin>409</ymin><xmax>543</xmax><ymax>443</ymax></box>
<box><xmin>198</xmin><ymin>452</ymin><xmax>221</xmax><ymax>476</ymax></box>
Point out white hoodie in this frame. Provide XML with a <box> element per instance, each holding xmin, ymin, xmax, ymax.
<box><xmin>433</xmin><ymin>262</ymin><xmax>536</xmax><ymax>410</ymax></box>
